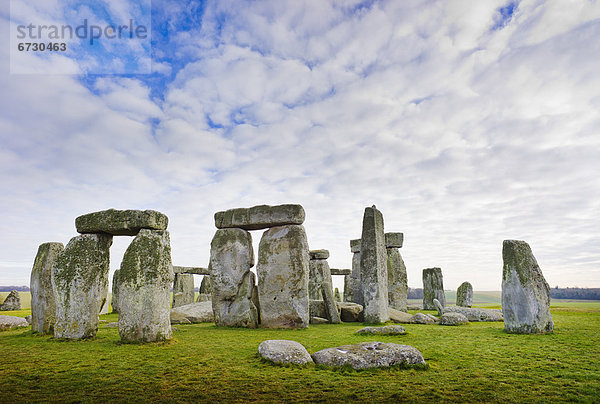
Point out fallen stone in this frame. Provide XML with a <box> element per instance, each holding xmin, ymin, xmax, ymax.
<box><xmin>310</xmin><ymin>316</ymin><xmax>329</xmax><ymax>324</ymax></box>
<box><xmin>444</xmin><ymin>306</ymin><xmax>503</xmax><ymax>322</ymax></box>
<box><xmin>423</xmin><ymin>267</ymin><xmax>445</xmax><ymax>310</ymax></box>
<box><xmin>0</xmin><ymin>315</ymin><xmax>29</xmax><ymax>331</ymax></box>
<box><xmin>309</xmin><ymin>300</ymin><xmax>328</xmax><ymax>319</ymax></box>
<box><xmin>111</xmin><ymin>270</ymin><xmax>120</xmax><ymax>313</ymax></box>
<box><xmin>258</xmin><ymin>340</ymin><xmax>313</xmax><ymax>365</ymax></box>
<box><xmin>311</xmin><ymin>342</ymin><xmax>426</xmax><ymax>370</ymax></box>
<box><xmin>385</xmin><ymin>232</ymin><xmax>404</xmax><ymax>248</ymax></box>
<box><xmin>173</xmin><ymin>273</ymin><xmax>195</xmax><ymax>309</ymax></box>
<box><xmin>215</xmin><ymin>204</ymin><xmax>305</xmax><ymax>230</ymax></box>
<box><xmin>52</xmin><ymin>233</ymin><xmax>112</xmax><ymax>339</ymax></box>
<box><xmin>387</xmin><ymin>247</ymin><xmax>408</xmax><ymax>311</ymax></box>
<box><xmin>25</xmin><ymin>315</ymin><xmax>32</xmax><ymax>325</ymax></box>
<box><xmin>76</xmin><ymin>209</ymin><xmax>168</xmax><ymax>236</ymax></box>
<box><xmin>257</xmin><ymin>225</ymin><xmax>310</xmax><ymax>329</ymax></box>
<box><xmin>360</xmin><ymin>206</ymin><xmax>389</xmax><ymax>323</ymax></box>
<box><xmin>456</xmin><ymin>281</ymin><xmax>473</xmax><ymax>307</ymax></box>
<box><xmin>440</xmin><ymin>312</ymin><xmax>469</xmax><ymax>326</ymax></box>
<box><xmin>309</xmin><ymin>249</ymin><xmax>329</xmax><ymax>260</ymax></box>
<box><xmin>411</xmin><ymin>313</ymin><xmax>437</xmax><ymax>325</ymax></box>
<box><xmin>0</xmin><ymin>290</ymin><xmax>21</xmax><ymax>311</ymax></box>
<box><xmin>356</xmin><ymin>325</ymin><xmax>406</xmax><ymax>335</ymax></box>
<box><xmin>118</xmin><ymin>229</ymin><xmax>174</xmax><ymax>343</ymax></box>
<box><xmin>502</xmin><ymin>240</ymin><xmax>554</xmax><ymax>334</ymax></box>
<box><xmin>389</xmin><ymin>308</ymin><xmax>414</xmax><ymax>323</ymax></box>
<box><xmin>105</xmin><ymin>322</ymin><xmax>119</xmax><ymax>328</ymax></box>
<box><xmin>338</xmin><ymin>302</ymin><xmax>364</xmax><ymax>322</ymax></box>
<box><xmin>30</xmin><ymin>242</ymin><xmax>63</xmax><ymax>334</ymax></box>
<box><xmin>433</xmin><ymin>298</ymin><xmax>444</xmax><ymax>316</ymax></box>
<box><xmin>170</xmin><ymin>302</ymin><xmax>214</xmax><ymax>323</ymax></box>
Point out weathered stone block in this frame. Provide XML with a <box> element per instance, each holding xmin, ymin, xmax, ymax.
<box><xmin>309</xmin><ymin>249</ymin><xmax>329</xmax><ymax>260</ymax></box>
<box><xmin>308</xmin><ymin>260</ymin><xmax>324</xmax><ymax>300</ymax></box>
<box><xmin>30</xmin><ymin>242</ymin><xmax>63</xmax><ymax>334</ymax></box>
<box><xmin>52</xmin><ymin>233</ymin><xmax>112</xmax><ymax>339</ymax></box>
<box><xmin>172</xmin><ymin>273</ymin><xmax>195</xmax><ymax>308</ymax></box>
<box><xmin>422</xmin><ymin>267</ymin><xmax>445</xmax><ymax>310</ymax></box>
<box><xmin>360</xmin><ymin>206</ymin><xmax>389</xmax><ymax>323</ymax></box>
<box><xmin>350</xmin><ymin>239</ymin><xmax>361</xmax><ymax>253</ymax></box>
<box><xmin>502</xmin><ymin>240</ymin><xmax>553</xmax><ymax>334</ymax></box>
<box><xmin>311</xmin><ymin>342</ymin><xmax>426</xmax><ymax>369</ymax></box>
<box><xmin>387</xmin><ymin>247</ymin><xmax>408</xmax><ymax>311</ymax></box>
<box><xmin>456</xmin><ymin>281</ymin><xmax>473</xmax><ymax>307</ymax></box>
<box><xmin>343</xmin><ymin>274</ymin><xmax>353</xmax><ymax>302</ymax></box>
<box><xmin>209</xmin><ymin>228</ymin><xmax>258</xmax><ymax>328</ymax></box>
<box><xmin>351</xmin><ymin>251</ymin><xmax>363</xmax><ymax>305</ymax></box>
<box><xmin>111</xmin><ymin>270</ymin><xmax>120</xmax><ymax>313</ymax></box>
<box><xmin>76</xmin><ymin>209</ymin><xmax>168</xmax><ymax>236</ymax></box>
<box><xmin>258</xmin><ymin>340</ymin><xmax>313</xmax><ymax>365</ymax></box>
<box><xmin>385</xmin><ymin>232</ymin><xmax>404</xmax><ymax>248</ymax></box>
<box><xmin>257</xmin><ymin>225</ymin><xmax>309</xmax><ymax>328</ymax></box>
<box><xmin>118</xmin><ymin>229</ymin><xmax>174</xmax><ymax>342</ymax></box>
<box><xmin>0</xmin><ymin>290</ymin><xmax>22</xmax><ymax>311</ymax></box>
<box><xmin>214</xmin><ymin>204</ymin><xmax>305</xmax><ymax>230</ymax></box>
<box><xmin>310</xmin><ymin>259</ymin><xmax>341</xmax><ymax>324</ymax></box>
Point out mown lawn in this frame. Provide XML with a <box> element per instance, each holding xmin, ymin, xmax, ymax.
<box><xmin>1</xmin><ymin>303</ymin><xmax>599</xmax><ymax>403</ymax></box>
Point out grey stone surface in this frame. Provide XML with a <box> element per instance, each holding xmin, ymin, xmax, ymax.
<box><xmin>387</xmin><ymin>247</ymin><xmax>408</xmax><ymax>311</ymax></box>
<box><xmin>334</xmin><ymin>288</ymin><xmax>342</xmax><ymax>302</ymax></box>
<box><xmin>423</xmin><ymin>267</ymin><xmax>445</xmax><ymax>310</ymax></box>
<box><xmin>0</xmin><ymin>315</ymin><xmax>29</xmax><ymax>331</ymax></box>
<box><xmin>308</xmin><ymin>260</ymin><xmax>323</xmax><ymax>300</ymax></box>
<box><xmin>440</xmin><ymin>312</ymin><xmax>469</xmax><ymax>326</ymax></box>
<box><xmin>330</xmin><ymin>268</ymin><xmax>352</xmax><ymax>275</ymax></box>
<box><xmin>30</xmin><ymin>242</ymin><xmax>63</xmax><ymax>334</ymax></box>
<box><xmin>502</xmin><ymin>240</ymin><xmax>554</xmax><ymax>334</ymax></box>
<box><xmin>311</xmin><ymin>259</ymin><xmax>341</xmax><ymax>324</ymax></box>
<box><xmin>118</xmin><ymin>229</ymin><xmax>174</xmax><ymax>342</ymax></box>
<box><xmin>25</xmin><ymin>315</ymin><xmax>32</xmax><ymax>324</ymax></box>
<box><xmin>356</xmin><ymin>325</ymin><xmax>406</xmax><ymax>335</ymax></box>
<box><xmin>343</xmin><ymin>274</ymin><xmax>354</xmax><ymax>302</ymax></box>
<box><xmin>258</xmin><ymin>340</ymin><xmax>313</xmax><ymax>365</ymax></box>
<box><xmin>312</xmin><ymin>342</ymin><xmax>425</xmax><ymax>370</ymax></box>
<box><xmin>309</xmin><ymin>299</ymin><xmax>328</xmax><ymax>319</ymax></box>
<box><xmin>411</xmin><ymin>313</ymin><xmax>438</xmax><ymax>325</ymax></box>
<box><xmin>385</xmin><ymin>232</ymin><xmax>404</xmax><ymax>248</ymax></box>
<box><xmin>338</xmin><ymin>302</ymin><xmax>364</xmax><ymax>322</ymax></box>
<box><xmin>199</xmin><ymin>275</ymin><xmax>212</xmax><ymax>297</ymax></box>
<box><xmin>196</xmin><ymin>293</ymin><xmax>211</xmax><ymax>302</ymax></box>
<box><xmin>173</xmin><ymin>266</ymin><xmax>210</xmax><ymax>275</ymax></box>
<box><xmin>76</xmin><ymin>209</ymin><xmax>168</xmax><ymax>236</ymax></box>
<box><xmin>209</xmin><ymin>228</ymin><xmax>258</xmax><ymax>328</ymax></box>
<box><xmin>215</xmin><ymin>204</ymin><xmax>305</xmax><ymax>230</ymax></box>
<box><xmin>360</xmin><ymin>206</ymin><xmax>389</xmax><ymax>323</ymax></box>
<box><xmin>456</xmin><ymin>282</ymin><xmax>473</xmax><ymax>307</ymax></box>
<box><xmin>251</xmin><ymin>284</ymin><xmax>261</xmax><ymax>324</ymax></box>
<box><xmin>351</xmin><ymin>250</ymin><xmax>363</xmax><ymax>305</ymax></box>
<box><xmin>350</xmin><ymin>239</ymin><xmax>361</xmax><ymax>253</ymax></box>
<box><xmin>111</xmin><ymin>270</ymin><xmax>120</xmax><ymax>313</ymax></box>
<box><xmin>444</xmin><ymin>306</ymin><xmax>504</xmax><ymax>322</ymax></box>
<box><xmin>257</xmin><ymin>225</ymin><xmax>310</xmax><ymax>328</ymax></box>
<box><xmin>105</xmin><ymin>322</ymin><xmax>119</xmax><ymax>328</ymax></box>
<box><xmin>310</xmin><ymin>316</ymin><xmax>329</xmax><ymax>324</ymax></box>
<box><xmin>433</xmin><ymin>298</ymin><xmax>444</xmax><ymax>316</ymax></box>
<box><xmin>170</xmin><ymin>302</ymin><xmax>214</xmax><ymax>323</ymax></box>
<box><xmin>309</xmin><ymin>249</ymin><xmax>329</xmax><ymax>260</ymax></box>
<box><xmin>172</xmin><ymin>273</ymin><xmax>195</xmax><ymax>308</ymax></box>
<box><xmin>389</xmin><ymin>308</ymin><xmax>414</xmax><ymax>323</ymax></box>
<box><xmin>0</xmin><ymin>290</ymin><xmax>21</xmax><ymax>311</ymax></box>
<box><xmin>52</xmin><ymin>233</ymin><xmax>112</xmax><ymax>339</ymax></box>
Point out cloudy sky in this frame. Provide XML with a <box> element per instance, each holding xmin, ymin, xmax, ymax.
<box><xmin>1</xmin><ymin>0</ymin><xmax>599</xmax><ymax>292</ymax></box>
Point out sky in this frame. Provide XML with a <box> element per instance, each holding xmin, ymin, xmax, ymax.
<box><xmin>1</xmin><ymin>0</ymin><xmax>599</xmax><ymax>293</ymax></box>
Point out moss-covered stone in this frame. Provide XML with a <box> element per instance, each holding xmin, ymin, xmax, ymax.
<box><xmin>30</xmin><ymin>242</ymin><xmax>64</xmax><ymax>334</ymax></box>
<box><xmin>350</xmin><ymin>238</ymin><xmax>361</xmax><ymax>253</ymax></box>
<box><xmin>309</xmin><ymin>249</ymin><xmax>329</xmax><ymax>260</ymax></box>
<box><xmin>387</xmin><ymin>247</ymin><xmax>408</xmax><ymax>311</ymax></box>
<box><xmin>76</xmin><ymin>209</ymin><xmax>168</xmax><ymax>236</ymax></box>
<box><xmin>343</xmin><ymin>274</ymin><xmax>353</xmax><ymax>302</ymax></box>
<box><xmin>111</xmin><ymin>270</ymin><xmax>120</xmax><ymax>313</ymax></box>
<box><xmin>172</xmin><ymin>273</ymin><xmax>195</xmax><ymax>308</ymax></box>
<box><xmin>52</xmin><ymin>234</ymin><xmax>112</xmax><ymax>339</ymax></box>
<box><xmin>384</xmin><ymin>232</ymin><xmax>404</xmax><ymax>248</ymax></box>
<box><xmin>456</xmin><ymin>281</ymin><xmax>473</xmax><ymax>307</ymax></box>
<box><xmin>214</xmin><ymin>204</ymin><xmax>305</xmax><ymax>230</ymax></box>
<box><xmin>422</xmin><ymin>267</ymin><xmax>445</xmax><ymax>310</ymax></box>
<box><xmin>311</xmin><ymin>342</ymin><xmax>426</xmax><ymax>370</ymax></box>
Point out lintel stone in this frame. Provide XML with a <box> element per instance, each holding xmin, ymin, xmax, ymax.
<box><xmin>214</xmin><ymin>204</ymin><xmax>305</xmax><ymax>230</ymax></box>
<box><xmin>385</xmin><ymin>232</ymin><xmax>404</xmax><ymax>248</ymax></box>
<box><xmin>76</xmin><ymin>209</ymin><xmax>168</xmax><ymax>236</ymax></box>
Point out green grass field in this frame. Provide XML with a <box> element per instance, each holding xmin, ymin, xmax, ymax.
<box><xmin>1</xmin><ymin>296</ymin><xmax>599</xmax><ymax>402</ymax></box>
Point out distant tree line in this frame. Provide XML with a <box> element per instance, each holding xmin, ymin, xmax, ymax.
<box><xmin>550</xmin><ymin>287</ymin><xmax>600</xmax><ymax>300</ymax></box>
<box><xmin>408</xmin><ymin>288</ymin><xmax>423</xmax><ymax>299</ymax></box>
<box><xmin>0</xmin><ymin>286</ymin><xmax>30</xmax><ymax>292</ymax></box>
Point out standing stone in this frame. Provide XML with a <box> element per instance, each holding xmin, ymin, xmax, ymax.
<box><xmin>30</xmin><ymin>242</ymin><xmax>63</xmax><ymax>333</ymax></box>
<box><xmin>308</xmin><ymin>260</ymin><xmax>323</xmax><ymax>300</ymax></box>
<box><xmin>172</xmin><ymin>273</ymin><xmax>195</xmax><ymax>308</ymax></box>
<box><xmin>209</xmin><ymin>228</ymin><xmax>258</xmax><ymax>328</ymax></box>
<box><xmin>99</xmin><ymin>288</ymin><xmax>110</xmax><ymax>315</ymax></box>
<box><xmin>334</xmin><ymin>288</ymin><xmax>342</xmax><ymax>302</ymax></box>
<box><xmin>456</xmin><ymin>281</ymin><xmax>473</xmax><ymax>308</ymax></box>
<box><xmin>502</xmin><ymin>240</ymin><xmax>553</xmax><ymax>334</ymax></box>
<box><xmin>111</xmin><ymin>270</ymin><xmax>120</xmax><ymax>313</ymax></box>
<box><xmin>257</xmin><ymin>225</ymin><xmax>309</xmax><ymax>329</ymax></box>
<box><xmin>52</xmin><ymin>234</ymin><xmax>112</xmax><ymax>339</ymax></box>
<box><xmin>118</xmin><ymin>229</ymin><xmax>174</xmax><ymax>342</ymax></box>
<box><xmin>386</xmin><ymin>233</ymin><xmax>407</xmax><ymax>312</ymax></box>
<box><xmin>197</xmin><ymin>275</ymin><xmax>212</xmax><ymax>302</ymax></box>
<box><xmin>0</xmin><ymin>290</ymin><xmax>22</xmax><ymax>311</ymax></box>
<box><xmin>343</xmin><ymin>274</ymin><xmax>353</xmax><ymax>302</ymax></box>
<box><xmin>360</xmin><ymin>206</ymin><xmax>389</xmax><ymax>323</ymax></box>
<box><xmin>350</xmin><ymin>239</ymin><xmax>363</xmax><ymax>305</ymax></box>
<box><xmin>422</xmin><ymin>267</ymin><xmax>445</xmax><ymax>310</ymax></box>
<box><xmin>309</xmin><ymin>256</ymin><xmax>341</xmax><ymax>324</ymax></box>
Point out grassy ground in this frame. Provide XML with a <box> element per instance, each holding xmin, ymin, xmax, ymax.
<box><xmin>1</xmin><ymin>302</ymin><xmax>599</xmax><ymax>402</ymax></box>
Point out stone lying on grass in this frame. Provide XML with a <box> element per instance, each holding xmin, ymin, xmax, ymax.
<box><xmin>411</xmin><ymin>313</ymin><xmax>438</xmax><ymax>325</ymax></box>
<box><xmin>105</xmin><ymin>322</ymin><xmax>118</xmax><ymax>328</ymax></box>
<box><xmin>355</xmin><ymin>325</ymin><xmax>406</xmax><ymax>335</ymax></box>
<box><xmin>311</xmin><ymin>342</ymin><xmax>425</xmax><ymax>370</ymax></box>
<box><xmin>0</xmin><ymin>315</ymin><xmax>29</xmax><ymax>331</ymax></box>
<box><xmin>389</xmin><ymin>308</ymin><xmax>413</xmax><ymax>323</ymax></box>
<box><xmin>338</xmin><ymin>302</ymin><xmax>363</xmax><ymax>322</ymax></box>
<box><xmin>310</xmin><ymin>316</ymin><xmax>329</xmax><ymax>324</ymax></box>
<box><xmin>0</xmin><ymin>290</ymin><xmax>21</xmax><ymax>311</ymax></box>
<box><xmin>170</xmin><ymin>302</ymin><xmax>214</xmax><ymax>324</ymax></box>
<box><xmin>258</xmin><ymin>340</ymin><xmax>313</xmax><ymax>365</ymax></box>
<box><xmin>440</xmin><ymin>312</ymin><xmax>469</xmax><ymax>326</ymax></box>
<box><xmin>444</xmin><ymin>306</ymin><xmax>503</xmax><ymax>322</ymax></box>
<box><xmin>215</xmin><ymin>204</ymin><xmax>305</xmax><ymax>230</ymax></box>
<box><xmin>76</xmin><ymin>209</ymin><xmax>168</xmax><ymax>236</ymax></box>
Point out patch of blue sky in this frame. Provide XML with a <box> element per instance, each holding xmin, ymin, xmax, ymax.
<box><xmin>492</xmin><ymin>1</ymin><xmax>518</xmax><ymax>31</ymax></box>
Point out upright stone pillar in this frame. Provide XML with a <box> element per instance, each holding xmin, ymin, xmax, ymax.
<box><xmin>423</xmin><ymin>267</ymin><xmax>445</xmax><ymax>310</ymax></box>
<box><xmin>30</xmin><ymin>242</ymin><xmax>63</xmax><ymax>334</ymax></box>
<box><xmin>308</xmin><ymin>251</ymin><xmax>325</xmax><ymax>300</ymax></box>
<box><xmin>343</xmin><ymin>274</ymin><xmax>353</xmax><ymax>302</ymax></box>
<box><xmin>350</xmin><ymin>239</ymin><xmax>363</xmax><ymax>305</ymax></box>
<box><xmin>257</xmin><ymin>225</ymin><xmax>309</xmax><ymax>328</ymax></box>
<box><xmin>118</xmin><ymin>229</ymin><xmax>174</xmax><ymax>342</ymax></box>
<box><xmin>502</xmin><ymin>240</ymin><xmax>553</xmax><ymax>334</ymax></box>
<box><xmin>52</xmin><ymin>234</ymin><xmax>112</xmax><ymax>339</ymax></box>
<box><xmin>359</xmin><ymin>206</ymin><xmax>389</xmax><ymax>323</ymax></box>
<box><xmin>197</xmin><ymin>275</ymin><xmax>212</xmax><ymax>302</ymax></box>
<box><xmin>111</xmin><ymin>270</ymin><xmax>120</xmax><ymax>313</ymax></box>
<box><xmin>209</xmin><ymin>228</ymin><xmax>258</xmax><ymax>328</ymax></box>
<box><xmin>309</xmin><ymin>250</ymin><xmax>341</xmax><ymax>324</ymax></box>
<box><xmin>173</xmin><ymin>273</ymin><xmax>195</xmax><ymax>308</ymax></box>
<box><xmin>386</xmin><ymin>232</ymin><xmax>408</xmax><ymax>312</ymax></box>
<box><xmin>456</xmin><ymin>281</ymin><xmax>473</xmax><ymax>307</ymax></box>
